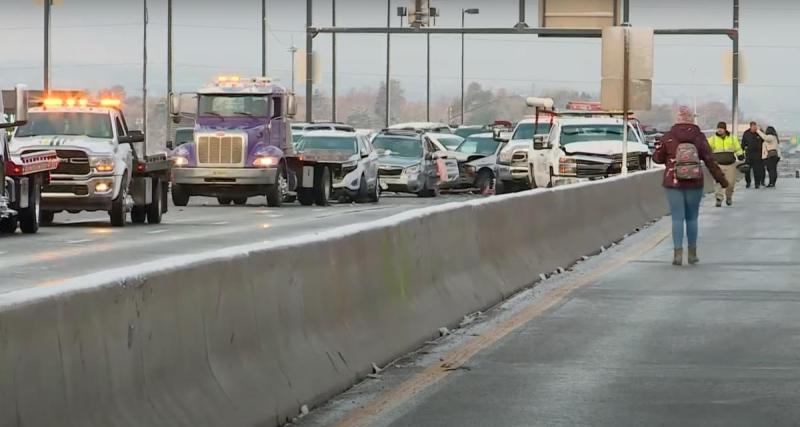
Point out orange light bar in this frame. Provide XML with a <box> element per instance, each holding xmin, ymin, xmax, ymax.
<box><xmin>217</xmin><ymin>75</ymin><xmax>241</xmax><ymax>83</ymax></box>
<box><xmin>43</xmin><ymin>98</ymin><xmax>64</xmax><ymax>107</ymax></box>
<box><xmin>100</xmin><ymin>99</ymin><xmax>121</xmax><ymax>107</ymax></box>
<box><xmin>78</xmin><ymin>99</ymin><xmax>89</xmax><ymax>107</ymax></box>
<box><xmin>66</xmin><ymin>99</ymin><xmax>77</xmax><ymax>107</ymax></box>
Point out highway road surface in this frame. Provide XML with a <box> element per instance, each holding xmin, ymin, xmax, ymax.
<box><xmin>300</xmin><ymin>180</ymin><xmax>800</xmax><ymax>427</ymax></box>
<box><xmin>0</xmin><ymin>193</ymin><xmax>479</xmax><ymax>294</ymax></box>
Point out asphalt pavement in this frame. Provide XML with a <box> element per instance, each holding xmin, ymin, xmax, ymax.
<box><xmin>305</xmin><ymin>179</ymin><xmax>800</xmax><ymax>427</ymax></box>
<box><xmin>0</xmin><ymin>192</ymin><xmax>478</xmax><ymax>294</ymax></box>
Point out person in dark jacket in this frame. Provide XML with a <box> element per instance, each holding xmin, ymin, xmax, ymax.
<box><xmin>653</xmin><ymin>107</ymin><xmax>729</xmax><ymax>266</ymax></box>
<box><xmin>741</xmin><ymin>121</ymin><xmax>765</xmax><ymax>188</ymax></box>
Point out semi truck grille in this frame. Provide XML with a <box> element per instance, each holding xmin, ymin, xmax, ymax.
<box><xmin>197</xmin><ymin>135</ymin><xmax>245</xmax><ymax>166</ymax></box>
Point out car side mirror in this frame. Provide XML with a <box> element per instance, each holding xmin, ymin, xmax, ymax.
<box><xmin>120</xmin><ymin>130</ymin><xmax>145</xmax><ymax>144</ymax></box>
<box><xmin>14</xmin><ymin>84</ymin><xmax>28</xmax><ymax>125</ymax></box>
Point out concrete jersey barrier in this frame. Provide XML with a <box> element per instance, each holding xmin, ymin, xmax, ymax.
<box><xmin>0</xmin><ymin>170</ymin><xmax>671</xmax><ymax>426</ymax></box>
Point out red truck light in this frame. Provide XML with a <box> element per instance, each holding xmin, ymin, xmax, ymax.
<box><xmin>5</xmin><ymin>162</ymin><xmax>24</xmax><ymax>176</ymax></box>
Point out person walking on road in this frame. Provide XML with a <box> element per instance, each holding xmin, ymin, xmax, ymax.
<box><xmin>741</xmin><ymin>121</ymin><xmax>766</xmax><ymax>188</ymax></box>
<box><xmin>654</xmin><ymin>107</ymin><xmax>729</xmax><ymax>266</ymax></box>
<box><xmin>707</xmin><ymin>122</ymin><xmax>744</xmax><ymax>207</ymax></box>
<box><xmin>757</xmin><ymin>126</ymin><xmax>782</xmax><ymax>188</ymax></box>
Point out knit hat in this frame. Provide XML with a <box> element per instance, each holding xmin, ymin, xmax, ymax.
<box><xmin>675</xmin><ymin>106</ymin><xmax>694</xmax><ymax>124</ymax></box>
<box><xmin>716</xmin><ymin>121</ymin><xmax>727</xmax><ymax>130</ymax></box>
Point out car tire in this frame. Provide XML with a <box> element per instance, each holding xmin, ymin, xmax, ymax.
<box><xmin>474</xmin><ymin>170</ymin><xmax>494</xmax><ymax>195</ymax></box>
<box><xmin>39</xmin><ymin>210</ymin><xmax>55</xmax><ymax>226</ymax></box>
<box><xmin>313</xmin><ymin>166</ymin><xmax>331</xmax><ymax>206</ymax></box>
<box><xmin>355</xmin><ymin>174</ymin><xmax>369</xmax><ymax>203</ymax></box>
<box><xmin>171</xmin><ymin>183</ymin><xmax>190</xmax><ymax>207</ymax></box>
<box><xmin>147</xmin><ymin>179</ymin><xmax>164</xmax><ymax>224</ymax></box>
<box><xmin>233</xmin><ymin>197</ymin><xmax>247</xmax><ymax>206</ymax></box>
<box><xmin>266</xmin><ymin>164</ymin><xmax>286</xmax><ymax>207</ymax></box>
<box><xmin>368</xmin><ymin>176</ymin><xmax>380</xmax><ymax>203</ymax></box>
<box><xmin>217</xmin><ymin>197</ymin><xmax>233</xmax><ymax>205</ymax></box>
<box><xmin>19</xmin><ymin>178</ymin><xmax>41</xmax><ymax>234</ymax></box>
<box><xmin>417</xmin><ymin>176</ymin><xmax>439</xmax><ymax>198</ymax></box>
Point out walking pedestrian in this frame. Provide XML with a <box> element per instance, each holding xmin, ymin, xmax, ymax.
<box><xmin>654</xmin><ymin>107</ymin><xmax>729</xmax><ymax>266</ymax></box>
<box><xmin>707</xmin><ymin>122</ymin><xmax>744</xmax><ymax>207</ymax></box>
<box><xmin>757</xmin><ymin>126</ymin><xmax>782</xmax><ymax>188</ymax></box>
<box><xmin>741</xmin><ymin>121</ymin><xmax>766</xmax><ymax>188</ymax></box>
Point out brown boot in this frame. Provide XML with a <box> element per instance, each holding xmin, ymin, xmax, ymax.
<box><xmin>688</xmin><ymin>247</ymin><xmax>699</xmax><ymax>265</ymax></box>
<box><xmin>673</xmin><ymin>249</ymin><xmax>683</xmax><ymax>266</ymax></box>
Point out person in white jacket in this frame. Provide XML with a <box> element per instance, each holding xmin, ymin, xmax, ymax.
<box><xmin>757</xmin><ymin>126</ymin><xmax>781</xmax><ymax>188</ymax></box>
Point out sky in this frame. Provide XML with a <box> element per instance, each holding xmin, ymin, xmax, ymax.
<box><xmin>2</xmin><ymin>0</ymin><xmax>800</xmax><ymax>128</ymax></box>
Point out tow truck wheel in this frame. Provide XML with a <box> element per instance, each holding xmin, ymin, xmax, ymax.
<box><xmin>233</xmin><ymin>198</ymin><xmax>247</xmax><ymax>206</ymax></box>
<box><xmin>313</xmin><ymin>166</ymin><xmax>331</xmax><ymax>206</ymax></box>
<box><xmin>217</xmin><ymin>197</ymin><xmax>233</xmax><ymax>205</ymax></box>
<box><xmin>266</xmin><ymin>165</ymin><xmax>287</xmax><ymax>208</ymax></box>
<box><xmin>39</xmin><ymin>210</ymin><xmax>55</xmax><ymax>226</ymax></box>
<box><xmin>0</xmin><ymin>217</ymin><xmax>17</xmax><ymax>234</ymax></box>
<box><xmin>147</xmin><ymin>179</ymin><xmax>163</xmax><ymax>224</ymax></box>
<box><xmin>171</xmin><ymin>184</ymin><xmax>190</xmax><ymax>207</ymax></box>
<box><xmin>110</xmin><ymin>184</ymin><xmax>128</xmax><ymax>228</ymax></box>
<box><xmin>131</xmin><ymin>206</ymin><xmax>147</xmax><ymax>224</ymax></box>
<box><xmin>19</xmin><ymin>180</ymin><xmax>41</xmax><ymax>234</ymax></box>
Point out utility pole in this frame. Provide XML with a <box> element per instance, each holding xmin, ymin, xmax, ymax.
<box><xmin>167</xmin><ymin>0</ymin><xmax>173</xmax><ymax>140</ymax></box>
<box><xmin>332</xmin><ymin>0</ymin><xmax>337</xmax><ymax>122</ymax></box>
<box><xmin>289</xmin><ymin>44</ymin><xmax>298</xmax><ymax>93</ymax></box>
<box><xmin>262</xmin><ymin>0</ymin><xmax>267</xmax><ymax>76</ymax></box>
<box><xmin>426</xmin><ymin>31</ymin><xmax>431</xmax><ymax>122</ymax></box>
<box><xmin>143</xmin><ymin>0</ymin><xmax>148</xmax><ymax>138</ymax></box>
<box><xmin>385</xmin><ymin>0</ymin><xmax>391</xmax><ymax>127</ymax></box>
<box><xmin>43</xmin><ymin>0</ymin><xmax>51</xmax><ymax>93</ymax></box>
<box><xmin>305</xmin><ymin>0</ymin><xmax>313</xmax><ymax>122</ymax></box>
<box><xmin>621</xmin><ymin>0</ymin><xmax>631</xmax><ymax>175</ymax></box>
<box><xmin>515</xmin><ymin>0</ymin><xmax>527</xmax><ymax>28</ymax></box>
<box><xmin>732</xmin><ymin>0</ymin><xmax>739</xmax><ymax>136</ymax></box>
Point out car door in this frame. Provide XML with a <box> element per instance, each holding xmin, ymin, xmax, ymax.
<box><xmin>422</xmin><ymin>137</ymin><xmax>440</xmax><ymax>185</ymax></box>
<box><xmin>431</xmin><ymin>138</ymin><xmax>459</xmax><ymax>181</ymax></box>
<box><xmin>358</xmin><ymin>135</ymin><xmax>378</xmax><ymax>186</ymax></box>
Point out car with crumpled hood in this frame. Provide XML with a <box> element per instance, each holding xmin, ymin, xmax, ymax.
<box><xmin>372</xmin><ymin>129</ymin><xmax>444</xmax><ymax>197</ymax></box>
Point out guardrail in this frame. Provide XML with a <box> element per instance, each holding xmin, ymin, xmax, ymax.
<box><xmin>0</xmin><ymin>170</ymin><xmax>670</xmax><ymax>426</ymax></box>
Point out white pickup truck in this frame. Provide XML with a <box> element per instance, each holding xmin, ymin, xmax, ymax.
<box><xmin>496</xmin><ymin>118</ymin><xmax>552</xmax><ymax>193</ymax></box>
<box><xmin>527</xmin><ymin>116</ymin><xmax>651</xmax><ymax>188</ymax></box>
<box><xmin>9</xmin><ymin>97</ymin><xmax>171</xmax><ymax>226</ymax></box>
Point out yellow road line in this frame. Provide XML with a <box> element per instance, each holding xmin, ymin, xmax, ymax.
<box><xmin>335</xmin><ymin>224</ymin><xmax>670</xmax><ymax>427</ymax></box>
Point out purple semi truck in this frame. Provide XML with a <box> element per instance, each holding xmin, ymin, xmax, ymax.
<box><xmin>169</xmin><ymin>76</ymin><xmax>301</xmax><ymax>207</ymax></box>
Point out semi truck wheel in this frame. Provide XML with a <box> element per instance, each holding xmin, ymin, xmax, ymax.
<box><xmin>297</xmin><ymin>189</ymin><xmax>314</xmax><ymax>206</ymax></box>
<box><xmin>39</xmin><ymin>210</ymin><xmax>55</xmax><ymax>226</ymax></box>
<box><xmin>217</xmin><ymin>197</ymin><xmax>233</xmax><ymax>205</ymax></box>
<box><xmin>147</xmin><ymin>179</ymin><xmax>163</xmax><ymax>224</ymax></box>
<box><xmin>233</xmin><ymin>198</ymin><xmax>247</xmax><ymax>206</ymax></box>
<box><xmin>171</xmin><ymin>183</ymin><xmax>190</xmax><ymax>207</ymax></box>
<box><xmin>266</xmin><ymin>165</ymin><xmax>286</xmax><ymax>207</ymax></box>
<box><xmin>0</xmin><ymin>217</ymin><xmax>17</xmax><ymax>234</ymax></box>
<box><xmin>19</xmin><ymin>178</ymin><xmax>41</xmax><ymax>234</ymax></box>
<box><xmin>313</xmin><ymin>166</ymin><xmax>331</xmax><ymax>206</ymax></box>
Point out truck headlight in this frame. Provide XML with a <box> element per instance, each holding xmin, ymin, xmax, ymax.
<box><xmin>90</xmin><ymin>156</ymin><xmax>115</xmax><ymax>173</ymax></box>
<box><xmin>498</xmin><ymin>151</ymin><xmax>512</xmax><ymax>164</ymax></box>
<box><xmin>173</xmin><ymin>156</ymin><xmax>189</xmax><ymax>167</ymax></box>
<box><xmin>253</xmin><ymin>156</ymin><xmax>278</xmax><ymax>167</ymax></box>
<box><xmin>559</xmin><ymin>158</ymin><xmax>577</xmax><ymax>176</ymax></box>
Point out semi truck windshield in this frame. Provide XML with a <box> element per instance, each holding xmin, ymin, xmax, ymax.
<box><xmin>198</xmin><ymin>95</ymin><xmax>270</xmax><ymax>118</ymax></box>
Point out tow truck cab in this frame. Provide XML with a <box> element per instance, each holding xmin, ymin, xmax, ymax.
<box><xmin>169</xmin><ymin>76</ymin><xmax>297</xmax><ymax>207</ymax></box>
<box><xmin>9</xmin><ymin>95</ymin><xmax>170</xmax><ymax>227</ymax></box>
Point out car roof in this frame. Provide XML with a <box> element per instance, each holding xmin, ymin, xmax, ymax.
<box><xmin>466</xmin><ymin>132</ymin><xmax>496</xmax><ymax>139</ymax></box>
<box><xmin>302</xmin><ymin>130</ymin><xmax>358</xmax><ymax>138</ymax></box>
<box><xmin>389</xmin><ymin>122</ymin><xmax>449</xmax><ymax>130</ymax></box>
<box><xmin>557</xmin><ymin>117</ymin><xmax>626</xmax><ymax>125</ymax></box>
<box><xmin>427</xmin><ymin>132</ymin><xmax>462</xmax><ymax>138</ymax></box>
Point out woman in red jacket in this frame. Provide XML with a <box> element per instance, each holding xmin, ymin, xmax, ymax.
<box><xmin>653</xmin><ymin>107</ymin><xmax>729</xmax><ymax>266</ymax></box>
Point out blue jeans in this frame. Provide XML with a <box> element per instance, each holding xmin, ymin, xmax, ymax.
<box><xmin>665</xmin><ymin>188</ymin><xmax>704</xmax><ymax>249</ymax></box>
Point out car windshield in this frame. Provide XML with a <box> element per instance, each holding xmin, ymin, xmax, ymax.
<box><xmin>198</xmin><ymin>95</ymin><xmax>270</xmax><ymax>118</ymax></box>
<box><xmin>512</xmin><ymin>123</ymin><xmax>552</xmax><ymax>140</ymax></box>
<box><xmin>15</xmin><ymin>112</ymin><xmax>113</xmax><ymax>139</ymax></box>
<box><xmin>560</xmin><ymin>124</ymin><xmax>639</xmax><ymax>145</ymax></box>
<box><xmin>454</xmin><ymin>127</ymin><xmax>485</xmax><ymax>139</ymax></box>
<box><xmin>435</xmin><ymin>135</ymin><xmax>465</xmax><ymax>150</ymax></box>
<box><xmin>297</xmin><ymin>135</ymin><xmax>357</xmax><ymax>154</ymax></box>
<box><xmin>372</xmin><ymin>135</ymin><xmax>423</xmax><ymax>158</ymax></box>
<box><xmin>456</xmin><ymin>136</ymin><xmax>501</xmax><ymax>156</ymax></box>
<box><xmin>174</xmin><ymin>129</ymin><xmax>194</xmax><ymax>146</ymax></box>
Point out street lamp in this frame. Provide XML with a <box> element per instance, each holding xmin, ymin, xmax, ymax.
<box><xmin>461</xmin><ymin>8</ymin><xmax>479</xmax><ymax>125</ymax></box>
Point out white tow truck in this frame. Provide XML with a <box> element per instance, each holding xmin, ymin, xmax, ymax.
<box><xmin>524</xmin><ymin>98</ymin><xmax>651</xmax><ymax>188</ymax></box>
<box><xmin>9</xmin><ymin>95</ymin><xmax>171</xmax><ymax>227</ymax></box>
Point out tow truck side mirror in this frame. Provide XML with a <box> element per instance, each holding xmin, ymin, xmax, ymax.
<box><xmin>120</xmin><ymin>130</ymin><xmax>145</xmax><ymax>145</ymax></box>
<box><xmin>533</xmin><ymin>135</ymin><xmax>549</xmax><ymax>150</ymax></box>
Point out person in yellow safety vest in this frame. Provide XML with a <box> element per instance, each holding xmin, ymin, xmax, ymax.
<box><xmin>707</xmin><ymin>121</ymin><xmax>745</xmax><ymax>207</ymax></box>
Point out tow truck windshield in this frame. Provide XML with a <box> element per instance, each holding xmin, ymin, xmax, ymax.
<box><xmin>560</xmin><ymin>124</ymin><xmax>638</xmax><ymax>145</ymax></box>
<box><xmin>198</xmin><ymin>95</ymin><xmax>270</xmax><ymax>118</ymax></box>
<box><xmin>297</xmin><ymin>135</ymin><xmax>357</xmax><ymax>154</ymax></box>
<box><xmin>15</xmin><ymin>112</ymin><xmax>113</xmax><ymax>139</ymax></box>
<box><xmin>372</xmin><ymin>136</ymin><xmax>423</xmax><ymax>159</ymax></box>
<box><xmin>512</xmin><ymin>122</ymin><xmax>552</xmax><ymax>140</ymax></box>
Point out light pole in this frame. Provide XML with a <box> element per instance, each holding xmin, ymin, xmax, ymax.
<box><xmin>690</xmin><ymin>66</ymin><xmax>698</xmax><ymax>124</ymax></box>
<box><xmin>461</xmin><ymin>8</ymin><xmax>479</xmax><ymax>126</ymax></box>
<box><xmin>427</xmin><ymin>6</ymin><xmax>439</xmax><ymax>122</ymax></box>
<box><xmin>289</xmin><ymin>45</ymin><xmax>298</xmax><ymax>93</ymax></box>
<box><xmin>331</xmin><ymin>0</ymin><xmax>337</xmax><ymax>121</ymax></box>
<box><xmin>384</xmin><ymin>0</ymin><xmax>391</xmax><ymax>127</ymax></box>
<box><xmin>43</xmin><ymin>0</ymin><xmax>52</xmax><ymax>93</ymax></box>
<box><xmin>262</xmin><ymin>0</ymin><xmax>267</xmax><ymax>76</ymax></box>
